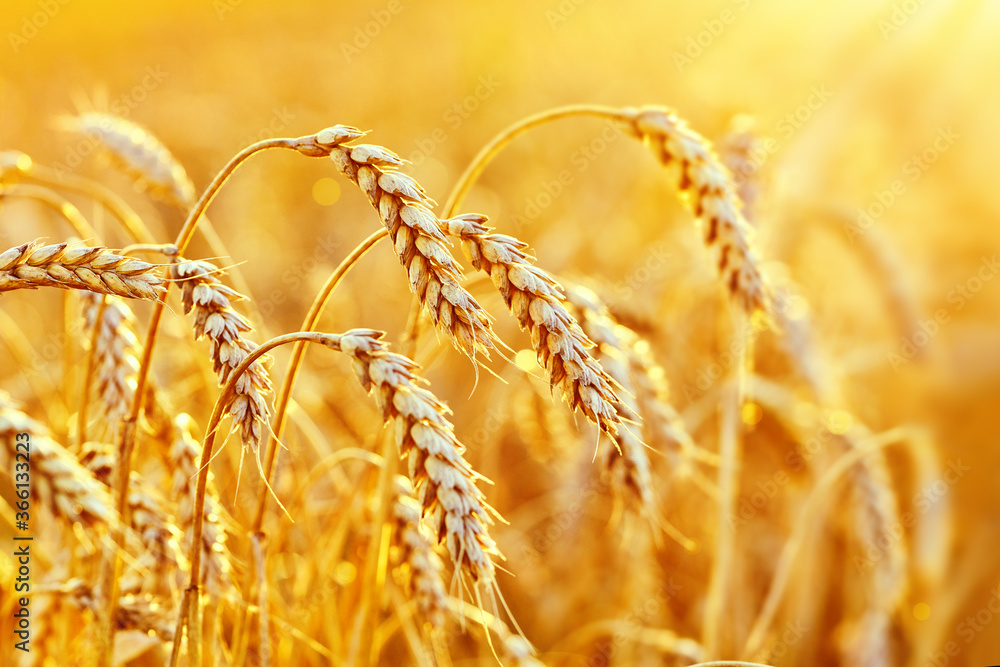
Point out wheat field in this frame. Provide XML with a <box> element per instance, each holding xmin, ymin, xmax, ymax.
<box><xmin>1</xmin><ymin>1</ymin><xmax>999</xmax><ymax>666</ymax></box>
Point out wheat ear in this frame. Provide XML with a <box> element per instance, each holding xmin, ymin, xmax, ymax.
<box><xmin>445</xmin><ymin>104</ymin><xmax>771</xmax><ymax>315</ymax></box>
<box><xmin>390</xmin><ymin>474</ymin><xmax>449</xmax><ymax>629</ymax></box>
<box><xmin>0</xmin><ymin>393</ymin><xmax>115</xmax><ymax>526</ymax></box>
<box><xmin>79</xmin><ymin>441</ymin><xmax>185</xmax><ymax>598</ymax></box>
<box><xmin>173</xmin><ymin>330</ymin><xmax>504</xmax><ymax>665</ymax></box>
<box><xmin>306</xmin><ymin>126</ymin><xmax>499</xmax><ymax>363</ymax></box>
<box><xmin>80</xmin><ymin>293</ymin><xmax>140</xmax><ymax>425</ymax></box>
<box><xmin>69</xmin><ymin>112</ymin><xmax>197</xmax><ymax>206</ymax></box>
<box><xmin>61</xmin><ymin>579</ymin><xmax>177</xmax><ymax>641</ymax></box>
<box><xmin>323</xmin><ymin>329</ymin><xmax>502</xmax><ymax>586</ymax></box>
<box><xmin>446</xmin><ymin>215</ymin><xmax>624</xmax><ymax>436</ymax></box>
<box><xmin>625</xmin><ymin>106</ymin><xmax>769</xmax><ymax>314</ymax></box>
<box><xmin>170</xmin><ymin>258</ymin><xmax>272</xmax><ymax>453</ymax></box>
<box><xmin>563</xmin><ymin>284</ymin><xmax>653</xmax><ymax>511</ymax></box>
<box><xmin>0</xmin><ymin>241</ymin><xmax>165</xmax><ymax>300</ymax></box>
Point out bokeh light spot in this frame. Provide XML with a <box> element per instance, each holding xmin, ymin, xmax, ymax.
<box><xmin>334</xmin><ymin>560</ymin><xmax>357</xmax><ymax>585</ymax></box>
<box><xmin>742</xmin><ymin>402</ymin><xmax>763</xmax><ymax>425</ymax></box>
<box><xmin>313</xmin><ymin>177</ymin><xmax>342</xmax><ymax>206</ymax></box>
<box><xmin>827</xmin><ymin>410</ymin><xmax>853</xmax><ymax>435</ymax></box>
<box><xmin>515</xmin><ymin>349</ymin><xmax>537</xmax><ymax>371</ymax></box>
<box><xmin>913</xmin><ymin>602</ymin><xmax>931</xmax><ymax>620</ymax></box>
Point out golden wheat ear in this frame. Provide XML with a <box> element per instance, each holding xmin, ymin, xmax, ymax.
<box><xmin>625</xmin><ymin>106</ymin><xmax>770</xmax><ymax>315</ymax></box>
<box><xmin>389</xmin><ymin>474</ymin><xmax>449</xmax><ymax>630</ymax></box>
<box><xmin>322</xmin><ymin>329</ymin><xmax>503</xmax><ymax>588</ymax></box>
<box><xmin>445</xmin><ymin>214</ymin><xmax>626</xmax><ymax>438</ymax></box>
<box><xmin>0</xmin><ymin>394</ymin><xmax>116</xmax><ymax>527</ymax></box>
<box><xmin>0</xmin><ymin>241</ymin><xmax>165</xmax><ymax>300</ymax></box>
<box><xmin>79</xmin><ymin>293</ymin><xmax>140</xmax><ymax>433</ymax></box>
<box><xmin>307</xmin><ymin>125</ymin><xmax>502</xmax><ymax>365</ymax></box>
<box><xmin>170</xmin><ymin>258</ymin><xmax>273</xmax><ymax>455</ymax></box>
<box><xmin>59</xmin><ymin>112</ymin><xmax>197</xmax><ymax>206</ymax></box>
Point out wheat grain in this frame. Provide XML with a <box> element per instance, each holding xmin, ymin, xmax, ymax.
<box><xmin>390</xmin><ymin>474</ymin><xmax>449</xmax><ymax>629</ymax></box>
<box><xmin>0</xmin><ymin>241</ymin><xmax>165</xmax><ymax>300</ymax></box>
<box><xmin>624</xmin><ymin>106</ymin><xmax>770</xmax><ymax>314</ymax></box>
<box><xmin>69</xmin><ymin>112</ymin><xmax>197</xmax><ymax>206</ymax></box>
<box><xmin>446</xmin><ymin>214</ymin><xmax>623</xmax><ymax>436</ymax></box>
<box><xmin>170</xmin><ymin>258</ymin><xmax>272</xmax><ymax>453</ymax></box>
<box><xmin>320</xmin><ymin>329</ymin><xmax>501</xmax><ymax>586</ymax></box>
<box><xmin>81</xmin><ymin>293</ymin><xmax>140</xmax><ymax>425</ymax></box>
<box><xmin>306</xmin><ymin>126</ymin><xmax>499</xmax><ymax>363</ymax></box>
<box><xmin>0</xmin><ymin>393</ymin><xmax>115</xmax><ymax>526</ymax></box>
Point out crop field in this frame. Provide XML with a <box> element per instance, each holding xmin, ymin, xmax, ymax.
<box><xmin>0</xmin><ymin>1</ymin><xmax>999</xmax><ymax>666</ymax></box>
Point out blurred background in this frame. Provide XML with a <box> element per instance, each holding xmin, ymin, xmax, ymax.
<box><xmin>1</xmin><ymin>0</ymin><xmax>999</xmax><ymax>665</ymax></box>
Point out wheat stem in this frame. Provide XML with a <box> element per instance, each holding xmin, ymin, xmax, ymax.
<box><xmin>252</xmin><ymin>229</ymin><xmax>387</xmax><ymax>530</ymax></box>
<box><xmin>104</xmin><ymin>137</ymin><xmax>299</xmax><ymax>667</ymax></box>
<box><xmin>703</xmin><ymin>317</ymin><xmax>749</xmax><ymax>656</ymax></box>
<box><xmin>0</xmin><ymin>183</ymin><xmax>99</xmax><ymax>240</ymax></box>
<box><xmin>2</xmin><ymin>150</ymin><xmax>156</xmax><ymax>243</ymax></box>
<box><xmin>446</xmin><ymin>104</ymin><xmax>770</xmax><ymax>314</ymax></box>
<box><xmin>178</xmin><ymin>331</ymin><xmax>342</xmax><ymax>663</ymax></box>
<box><xmin>741</xmin><ymin>427</ymin><xmax>910</xmax><ymax>659</ymax></box>
<box><xmin>444</xmin><ymin>104</ymin><xmax>624</xmax><ymax>217</ymax></box>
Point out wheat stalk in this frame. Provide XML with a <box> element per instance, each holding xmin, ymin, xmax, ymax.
<box><xmin>304</xmin><ymin>126</ymin><xmax>499</xmax><ymax>363</ymax></box>
<box><xmin>0</xmin><ymin>241</ymin><xmax>165</xmax><ymax>300</ymax></box>
<box><xmin>69</xmin><ymin>112</ymin><xmax>197</xmax><ymax>206</ymax></box>
<box><xmin>170</xmin><ymin>258</ymin><xmax>272</xmax><ymax>453</ymax></box>
<box><xmin>445</xmin><ymin>104</ymin><xmax>771</xmax><ymax>316</ymax></box>
<box><xmin>1</xmin><ymin>149</ymin><xmax>158</xmax><ymax>244</ymax></box>
<box><xmin>446</xmin><ymin>215</ymin><xmax>624</xmax><ymax>436</ymax></box>
<box><xmin>0</xmin><ymin>182</ymin><xmax>99</xmax><ymax>240</ymax></box>
<box><xmin>169</xmin><ymin>414</ymin><xmax>232</xmax><ymax>592</ymax></box>
<box><xmin>390</xmin><ymin>474</ymin><xmax>449</xmax><ymax>629</ymax></box>
<box><xmin>0</xmin><ymin>393</ymin><xmax>115</xmax><ymax>526</ymax></box>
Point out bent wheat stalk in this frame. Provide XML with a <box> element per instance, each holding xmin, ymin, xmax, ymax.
<box><xmin>445</xmin><ymin>104</ymin><xmax>770</xmax><ymax>315</ymax></box>
<box><xmin>173</xmin><ymin>329</ymin><xmax>504</xmax><ymax>666</ymax></box>
<box><xmin>0</xmin><ymin>241</ymin><xmax>165</xmax><ymax>300</ymax></box>
<box><xmin>0</xmin><ymin>183</ymin><xmax>99</xmax><ymax>240</ymax></box>
<box><xmin>741</xmin><ymin>426</ymin><xmax>911</xmax><ymax>660</ymax></box>
<box><xmin>1</xmin><ymin>149</ymin><xmax>156</xmax><ymax>243</ymax></box>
